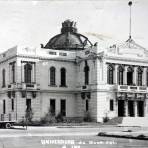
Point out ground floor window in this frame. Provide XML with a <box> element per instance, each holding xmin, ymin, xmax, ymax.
<box><xmin>11</xmin><ymin>99</ymin><xmax>14</xmax><ymax>111</ymax></box>
<box><xmin>86</xmin><ymin>100</ymin><xmax>89</xmax><ymax>111</ymax></box>
<box><xmin>110</xmin><ymin>100</ymin><xmax>114</xmax><ymax>111</ymax></box>
<box><xmin>3</xmin><ymin>100</ymin><xmax>5</xmax><ymax>114</ymax></box>
<box><xmin>26</xmin><ymin>99</ymin><xmax>31</xmax><ymax>111</ymax></box>
<box><xmin>60</xmin><ymin>99</ymin><xmax>66</xmax><ymax>116</ymax></box>
<box><xmin>50</xmin><ymin>99</ymin><xmax>56</xmax><ymax>115</ymax></box>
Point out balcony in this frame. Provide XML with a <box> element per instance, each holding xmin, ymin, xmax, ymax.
<box><xmin>8</xmin><ymin>83</ymin><xmax>40</xmax><ymax>90</ymax></box>
<box><xmin>116</xmin><ymin>85</ymin><xmax>147</xmax><ymax>93</ymax></box>
<box><xmin>81</xmin><ymin>85</ymin><xmax>91</xmax><ymax>91</ymax></box>
<box><xmin>21</xmin><ymin>83</ymin><xmax>40</xmax><ymax>90</ymax></box>
<box><xmin>7</xmin><ymin>83</ymin><xmax>17</xmax><ymax>90</ymax></box>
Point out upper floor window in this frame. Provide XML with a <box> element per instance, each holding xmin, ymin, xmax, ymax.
<box><xmin>84</xmin><ymin>61</ymin><xmax>89</xmax><ymax>85</ymax></box>
<box><xmin>9</xmin><ymin>62</ymin><xmax>15</xmax><ymax>83</ymax></box>
<box><xmin>118</xmin><ymin>65</ymin><xmax>124</xmax><ymax>85</ymax></box>
<box><xmin>146</xmin><ymin>69</ymin><xmax>148</xmax><ymax>86</ymax></box>
<box><xmin>137</xmin><ymin>67</ymin><xmax>143</xmax><ymax>86</ymax></box>
<box><xmin>127</xmin><ymin>66</ymin><xmax>134</xmax><ymax>85</ymax></box>
<box><xmin>50</xmin><ymin>67</ymin><xmax>56</xmax><ymax>86</ymax></box>
<box><xmin>2</xmin><ymin>69</ymin><xmax>6</xmax><ymax>87</ymax></box>
<box><xmin>24</xmin><ymin>63</ymin><xmax>32</xmax><ymax>83</ymax></box>
<box><xmin>60</xmin><ymin>68</ymin><xmax>66</xmax><ymax>87</ymax></box>
<box><xmin>107</xmin><ymin>64</ymin><xmax>114</xmax><ymax>84</ymax></box>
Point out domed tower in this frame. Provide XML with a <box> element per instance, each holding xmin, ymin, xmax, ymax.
<box><xmin>44</xmin><ymin>19</ymin><xmax>93</xmax><ymax>50</ymax></box>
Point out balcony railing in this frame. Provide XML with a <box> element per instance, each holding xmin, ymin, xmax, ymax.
<box><xmin>21</xmin><ymin>83</ymin><xmax>40</xmax><ymax>90</ymax></box>
<box><xmin>116</xmin><ymin>85</ymin><xmax>147</xmax><ymax>92</ymax></box>
<box><xmin>7</xmin><ymin>83</ymin><xmax>40</xmax><ymax>90</ymax></box>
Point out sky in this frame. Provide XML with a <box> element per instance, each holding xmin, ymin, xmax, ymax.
<box><xmin>0</xmin><ymin>0</ymin><xmax>148</xmax><ymax>53</ymax></box>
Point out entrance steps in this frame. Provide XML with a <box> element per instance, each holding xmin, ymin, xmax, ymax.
<box><xmin>119</xmin><ymin>117</ymin><xmax>148</xmax><ymax>127</ymax></box>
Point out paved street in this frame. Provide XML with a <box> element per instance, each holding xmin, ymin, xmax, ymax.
<box><xmin>0</xmin><ymin>126</ymin><xmax>148</xmax><ymax>148</ymax></box>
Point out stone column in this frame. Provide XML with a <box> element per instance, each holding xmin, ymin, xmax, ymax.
<box><xmin>133</xmin><ymin>67</ymin><xmax>137</xmax><ymax>85</ymax></box>
<box><xmin>22</xmin><ymin>63</ymin><xmax>24</xmax><ymax>82</ymax></box>
<box><xmin>134</xmin><ymin>101</ymin><xmax>137</xmax><ymax>117</ymax></box>
<box><xmin>32</xmin><ymin>63</ymin><xmax>34</xmax><ymax>83</ymax></box>
<box><xmin>145</xmin><ymin>99</ymin><xmax>148</xmax><ymax>117</ymax></box>
<box><xmin>144</xmin><ymin>100</ymin><xmax>147</xmax><ymax>117</ymax></box>
<box><xmin>123</xmin><ymin>66</ymin><xmax>127</xmax><ymax>85</ymax></box>
<box><xmin>124</xmin><ymin>100</ymin><xmax>128</xmax><ymax>117</ymax></box>
<box><xmin>114</xmin><ymin>64</ymin><xmax>118</xmax><ymax>84</ymax></box>
<box><xmin>143</xmin><ymin>67</ymin><xmax>147</xmax><ymax>86</ymax></box>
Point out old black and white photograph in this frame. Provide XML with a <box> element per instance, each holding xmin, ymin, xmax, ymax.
<box><xmin>0</xmin><ymin>0</ymin><xmax>148</xmax><ymax>148</ymax></box>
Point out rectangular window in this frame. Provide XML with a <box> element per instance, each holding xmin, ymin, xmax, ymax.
<box><xmin>12</xmin><ymin>99</ymin><xmax>14</xmax><ymax>111</ymax></box>
<box><xmin>3</xmin><ymin>100</ymin><xmax>6</xmax><ymax>114</ymax></box>
<box><xmin>60</xmin><ymin>99</ymin><xmax>66</xmax><ymax>116</ymax></box>
<box><xmin>86</xmin><ymin>100</ymin><xmax>89</xmax><ymax>111</ymax></box>
<box><xmin>26</xmin><ymin>99</ymin><xmax>31</xmax><ymax>111</ymax></box>
<box><xmin>110</xmin><ymin>100</ymin><xmax>114</xmax><ymax>111</ymax></box>
<box><xmin>50</xmin><ymin>99</ymin><xmax>56</xmax><ymax>115</ymax></box>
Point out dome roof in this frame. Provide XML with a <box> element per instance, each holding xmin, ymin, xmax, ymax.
<box><xmin>44</xmin><ymin>19</ymin><xmax>92</xmax><ymax>50</ymax></box>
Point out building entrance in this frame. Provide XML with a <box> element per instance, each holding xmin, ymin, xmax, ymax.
<box><xmin>137</xmin><ymin>101</ymin><xmax>144</xmax><ymax>117</ymax></box>
<box><xmin>128</xmin><ymin>100</ymin><xmax>134</xmax><ymax>117</ymax></box>
<box><xmin>127</xmin><ymin>72</ymin><xmax>133</xmax><ymax>85</ymax></box>
<box><xmin>118</xmin><ymin>100</ymin><xmax>125</xmax><ymax>117</ymax></box>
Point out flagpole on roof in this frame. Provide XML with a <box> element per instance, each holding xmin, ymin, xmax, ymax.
<box><xmin>128</xmin><ymin>1</ymin><xmax>132</xmax><ymax>40</ymax></box>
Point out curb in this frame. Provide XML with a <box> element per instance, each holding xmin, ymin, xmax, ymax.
<box><xmin>98</xmin><ymin>132</ymin><xmax>148</xmax><ymax>140</ymax></box>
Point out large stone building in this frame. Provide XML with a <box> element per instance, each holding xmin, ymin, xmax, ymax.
<box><xmin>0</xmin><ymin>19</ymin><xmax>148</xmax><ymax>123</ymax></box>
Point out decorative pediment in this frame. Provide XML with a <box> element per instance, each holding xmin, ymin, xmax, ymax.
<box><xmin>118</xmin><ymin>38</ymin><xmax>145</xmax><ymax>50</ymax></box>
<box><xmin>107</xmin><ymin>38</ymin><xmax>147</xmax><ymax>57</ymax></box>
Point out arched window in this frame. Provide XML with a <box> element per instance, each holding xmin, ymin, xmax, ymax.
<box><xmin>24</xmin><ymin>63</ymin><xmax>32</xmax><ymax>83</ymax></box>
<box><xmin>60</xmin><ymin>68</ymin><xmax>66</xmax><ymax>87</ymax></box>
<box><xmin>137</xmin><ymin>67</ymin><xmax>143</xmax><ymax>86</ymax></box>
<box><xmin>84</xmin><ymin>61</ymin><xmax>89</xmax><ymax>85</ymax></box>
<box><xmin>107</xmin><ymin>64</ymin><xmax>114</xmax><ymax>84</ymax></box>
<box><xmin>50</xmin><ymin>67</ymin><xmax>56</xmax><ymax>86</ymax></box>
<box><xmin>118</xmin><ymin>65</ymin><xmax>124</xmax><ymax>85</ymax></box>
<box><xmin>2</xmin><ymin>69</ymin><xmax>6</xmax><ymax>87</ymax></box>
<box><xmin>12</xmin><ymin>64</ymin><xmax>15</xmax><ymax>83</ymax></box>
<box><xmin>127</xmin><ymin>66</ymin><xmax>134</xmax><ymax>85</ymax></box>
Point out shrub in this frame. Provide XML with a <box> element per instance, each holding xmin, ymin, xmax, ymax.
<box><xmin>40</xmin><ymin>108</ymin><xmax>57</xmax><ymax>124</ymax></box>
<box><xmin>25</xmin><ymin>108</ymin><xmax>33</xmax><ymax>123</ymax></box>
<box><xmin>98</xmin><ymin>132</ymin><xmax>106</xmax><ymax>136</ymax></box>
<box><xmin>83</xmin><ymin>111</ymin><xmax>91</xmax><ymax>122</ymax></box>
<box><xmin>137</xmin><ymin>134</ymin><xmax>146</xmax><ymax>139</ymax></box>
<box><xmin>103</xmin><ymin>116</ymin><xmax>109</xmax><ymax>123</ymax></box>
<box><xmin>55</xmin><ymin>112</ymin><xmax>64</xmax><ymax>123</ymax></box>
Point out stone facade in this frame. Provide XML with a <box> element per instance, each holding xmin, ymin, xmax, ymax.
<box><xmin>0</xmin><ymin>20</ymin><xmax>148</xmax><ymax>123</ymax></box>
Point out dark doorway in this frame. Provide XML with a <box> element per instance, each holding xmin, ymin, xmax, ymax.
<box><xmin>61</xmin><ymin>100</ymin><xmax>66</xmax><ymax>116</ymax></box>
<box><xmin>50</xmin><ymin>99</ymin><xmax>56</xmax><ymax>115</ymax></box>
<box><xmin>128</xmin><ymin>101</ymin><xmax>134</xmax><ymax>117</ymax></box>
<box><xmin>127</xmin><ymin>72</ymin><xmax>133</xmax><ymax>85</ymax></box>
<box><xmin>137</xmin><ymin>101</ymin><xmax>144</xmax><ymax>117</ymax></box>
<box><xmin>118</xmin><ymin>100</ymin><xmax>125</xmax><ymax>117</ymax></box>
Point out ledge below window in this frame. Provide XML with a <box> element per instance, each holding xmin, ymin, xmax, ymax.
<box><xmin>48</xmin><ymin>85</ymin><xmax>57</xmax><ymax>87</ymax></box>
<box><xmin>59</xmin><ymin>85</ymin><xmax>67</xmax><ymax>88</ymax></box>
